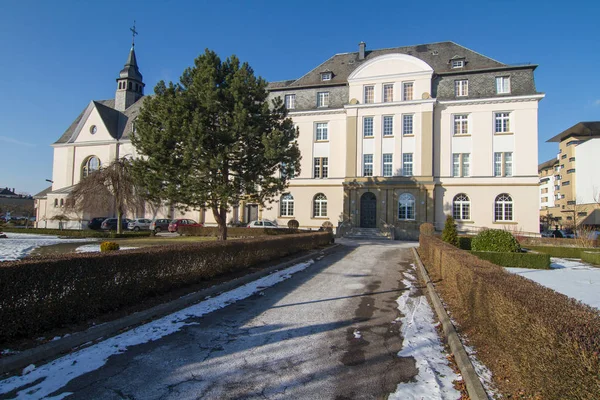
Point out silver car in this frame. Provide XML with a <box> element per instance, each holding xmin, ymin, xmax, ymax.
<box><xmin>247</xmin><ymin>220</ymin><xmax>279</xmax><ymax>228</ymax></box>
<box><xmin>127</xmin><ymin>218</ymin><xmax>152</xmax><ymax>231</ymax></box>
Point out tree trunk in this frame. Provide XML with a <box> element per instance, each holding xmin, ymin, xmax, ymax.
<box><xmin>212</xmin><ymin>205</ymin><xmax>228</xmax><ymax>241</ymax></box>
<box><xmin>117</xmin><ymin>209</ymin><xmax>123</xmax><ymax>235</ymax></box>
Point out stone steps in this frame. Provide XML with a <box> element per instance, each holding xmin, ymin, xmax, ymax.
<box><xmin>344</xmin><ymin>227</ymin><xmax>392</xmax><ymax>240</ymax></box>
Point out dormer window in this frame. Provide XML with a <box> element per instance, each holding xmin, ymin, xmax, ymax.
<box><xmin>451</xmin><ymin>60</ymin><xmax>465</xmax><ymax>68</ymax></box>
<box><xmin>321</xmin><ymin>72</ymin><xmax>332</xmax><ymax>81</ymax></box>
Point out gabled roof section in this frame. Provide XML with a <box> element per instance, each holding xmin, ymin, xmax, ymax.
<box><xmin>93</xmin><ymin>101</ymin><xmax>121</xmax><ymax>139</ymax></box>
<box><xmin>547</xmin><ymin>121</ymin><xmax>600</xmax><ymax>143</ymax></box>
<box><xmin>33</xmin><ymin>186</ymin><xmax>52</xmax><ymax>199</ymax></box>
<box><xmin>54</xmin><ymin>99</ymin><xmax>115</xmax><ymax>144</ymax></box>
<box><xmin>270</xmin><ymin>41</ymin><xmax>507</xmax><ymax>90</ymax></box>
<box><xmin>538</xmin><ymin>158</ymin><xmax>558</xmax><ymax>171</ymax></box>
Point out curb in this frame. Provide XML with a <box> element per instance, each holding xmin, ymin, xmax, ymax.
<box><xmin>1</xmin><ymin>244</ymin><xmax>341</xmax><ymax>376</ymax></box>
<box><xmin>411</xmin><ymin>248</ymin><xmax>489</xmax><ymax>400</ymax></box>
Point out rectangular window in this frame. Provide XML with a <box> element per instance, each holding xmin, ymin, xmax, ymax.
<box><xmin>313</xmin><ymin>157</ymin><xmax>328</xmax><ymax>178</ymax></box>
<box><xmin>382</xmin><ymin>153</ymin><xmax>393</xmax><ymax>177</ymax></box>
<box><xmin>383</xmin><ymin>116</ymin><xmax>394</xmax><ymax>136</ymax></box>
<box><xmin>315</xmin><ymin>122</ymin><xmax>328</xmax><ymax>141</ymax></box>
<box><xmin>569</xmin><ymin>157</ymin><xmax>575</xmax><ymax>162</ymax></box>
<box><xmin>383</xmin><ymin>84</ymin><xmax>394</xmax><ymax>102</ymax></box>
<box><xmin>562</xmin><ymin>181</ymin><xmax>570</xmax><ymax>186</ymax></box>
<box><xmin>452</xmin><ymin>60</ymin><xmax>464</xmax><ymax>68</ymax></box>
<box><xmin>284</xmin><ymin>94</ymin><xmax>295</xmax><ymax>110</ymax></box>
<box><xmin>496</xmin><ymin>76</ymin><xmax>511</xmax><ymax>94</ymax></box>
<box><xmin>364</xmin><ymin>85</ymin><xmax>374</xmax><ymax>104</ymax></box>
<box><xmin>403</xmin><ymin>82</ymin><xmax>413</xmax><ymax>101</ymax></box>
<box><xmin>494</xmin><ymin>152</ymin><xmax>502</xmax><ymax>176</ymax></box>
<box><xmin>321</xmin><ymin>72</ymin><xmax>332</xmax><ymax>81</ymax></box>
<box><xmin>494</xmin><ymin>112</ymin><xmax>510</xmax><ymax>133</ymax></box>
<box><xmin>363</xmin><ymin>154</ymin><xmax>373</xmax><ymax>177</ymax></box>
<box><xmin>317</xmin><ymin>92</ymin><xmax>329</xmax><ymax>107</ymax></box>
<box><xmin>462</xmin><ymin>153</ymin><xmax>470</xmax><ymax>177</ymax></box>
<box><xmin>452</xmin><ymin>154</ymin><xmax>460</xmax><ymax>177</ymax></box>
<box><xmin>561</xmin><ymin>154</ymin><xmax>567</xmax><ymax>159</ymax></box>
<box><xmin>402</xmin><ymin>153</ymin><xmax>413</xmax><ymax>176</ymax></box>
<box><xmin>363</xmin><ymin>117</ymin><xmax>374</xmax><ymax>137</ymax></box>
<box><xmin>455</xmin><ymin>80</ymin><xmax>468</xmax><ymax>97</ymax></box>
<box><xmin>453</xmin><ymin>114</ymin><xmax>469</xmax><ymax>135</ymax></box>
<box><xmin>504</xmin><ymin>152</ymin><xmax>513</xmax><ymax>176</ymax></box>
<box><xmin>403</xmin><ymin>114</ymin><xmax>413</xmax><ymax>135</ymax></box>
<box><xmin>567</xmin><ymin>168</ymin><xmax>575</xmax><ymax>173</ymax></box>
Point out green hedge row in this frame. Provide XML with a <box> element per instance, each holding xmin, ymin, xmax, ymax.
<box><xmin>525</xmin><ymin>245</ymin><xmax>600</xmax><ymax>259</ymax></box>
<box><xmin>581</xmin><ymin>251</ymin><xmax>600</xmax><ymax>266</ymax></box>
<box><xmin>458</xmin><ymin>236</ymin><xmax>472</xmax><ymax>250</ymax></box>
<box><xmin>0</xmin><ymin>232</ymin><xmax>333</xmax><ymax>343</ymax></box>
<box><xmin>471</xmin><ymin>251</ymin><xmax>551</xmax><ymax>269</ymax></box>
<box><xmin>0</xmin><ymin>227</ymin><xmax>151</xmax><ymax>238</ymax></box>
<box><xmin>419</xmin><ymin>235</ymin><xmax>600</xmax><ymax>399</ymax></box>
<box><xmin>179</xmin><ymin>226</ymin><xmax>306</xmax><ymax>237</ymax></box>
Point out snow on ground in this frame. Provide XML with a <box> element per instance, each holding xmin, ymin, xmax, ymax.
<box><xmin>506</xmin><ymin>257</ymin><xmax>600</xmax><ymax>309</ymax></box>
<box><xmin>76</xmin><ymin>244</ymin><xmax>137</xmax><ymax>253</ymax></box>
<box><xmin>389</xmin><ymin>266</ymin><xmax>461</xmax><ymax>400</ymax></box>
<box><xmin>0</xmin><ymin>260</ymin><xmax>314</xmax><ymax>400</ymax></box>
<box><xmin>0</xmin><ymin>232</ymin><xmax>94</xmax><ymax>261</ymax></box>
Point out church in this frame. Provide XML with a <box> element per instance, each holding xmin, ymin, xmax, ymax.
<box><xmin>35</xmin><ymin>39</ymin><xmax>543</xmax><ymax>237</ymax></box>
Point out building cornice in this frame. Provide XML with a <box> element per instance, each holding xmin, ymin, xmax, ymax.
<box><xmin>344</xmin><ymin>98</ymin><xmax>436</xmax><ymax>110</ymax></box>
<box><xmin>52</xmin><ymin>139</ymin><xmax>131</xmax><ymax>148</ymax></box>
<box><xmin>437</xmin><ymin>94</ymin><xmax>545</xmax><ymax>106</ymax></box>
<box><xmin>288</xmin><ymin>108</ymin><xmax>347</xmax><ymax>117</ymax></box>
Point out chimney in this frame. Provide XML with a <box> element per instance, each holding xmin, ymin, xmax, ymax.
<box><xmin>12</xmin><ymin>188</ymin><xmax>15</xmax><ymax>193</ymax></box>
<box><xmin>359</xmin><ymin>41</ymin><xmax>366</xmax><ymax>60</ymax></box>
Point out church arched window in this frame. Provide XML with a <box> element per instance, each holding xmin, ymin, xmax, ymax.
<box><xmin>82</xmin><ymin>156</ymin><xmax>101</xmax><ymax>179</ymax></box>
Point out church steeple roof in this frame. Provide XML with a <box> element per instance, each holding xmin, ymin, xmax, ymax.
<box><xmin>119</xmin><ymin>46</ymin><xmax>143</xmax><ymax>82</ymax></box>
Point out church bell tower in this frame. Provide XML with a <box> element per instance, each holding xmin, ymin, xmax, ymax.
<box><xmin>115</xmin><ymin>23</ymin><xmax>144</xmax><ymax>112</ymax></box>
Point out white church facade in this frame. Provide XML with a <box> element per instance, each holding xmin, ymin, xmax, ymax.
<box><xmin>35</xmin><ymin>41</ymin><xmax>543</xmax><ymax>237</ymax></box>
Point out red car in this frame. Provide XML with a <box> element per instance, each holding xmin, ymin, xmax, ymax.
<box><xmin>168</xmin><ymin>219</ymin><xmax>203</xmax><ymax>233</ymax></box>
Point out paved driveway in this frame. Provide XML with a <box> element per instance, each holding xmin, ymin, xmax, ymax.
<box><xmin>32</xmin><ymin>240</ymin><xmax>421</xmax><ymax>399</ymax></box>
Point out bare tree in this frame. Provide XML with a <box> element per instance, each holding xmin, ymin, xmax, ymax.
<box><xmin>66</xmin><ymin>158</ymin><xmax>146</xmax><ymax>234</ymax></box>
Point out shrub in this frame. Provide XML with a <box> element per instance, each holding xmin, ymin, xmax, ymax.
<box><xmin>419</xmin><ymin>222</ymin><xmax>435</xmax><ymax>236</ymax></box>
<box><xmin>471</xmin><ymin>251</ymin><xmax>550</xmax><ymax>269</ymax></box>
<box><xmin>441</xmin><ymin>215</ymin><xmax>459</xmax><ymax>247</ymax></box>
<box><xmin>419</xmin><ymin>235</ymin><xmax>600</xmax><ymax>399</ymax></box>
<box><xmin>287</xmin><ymin>219</ymin><xmax>299</xmax><ymax>229</ymax></box>
<box><xmin>524</xmin><ymin>246</ymin><xmax>600</xmax><ymax>259</ymax></box>
<box><xmin>581</xmin><ymin>251</ymin><xmax>600</xmax><ymax>266</ymax></box>
<box><xmin>458</xmin><ymin>236</ymin><xmax>472</xmax><ymax>250</ymax></box>
<box><xmin>100</xmin><ymin>241</ymin><xmax>120</xmax><ymax>252</ymax></box>
<box><xmin>0</xmin><ymin>232</ymin><xmax>333</xmax><ymax>343</ymax></box>
<box><xmin>179</xmin><ymin>226</ymin><xmax>302</xmax><ymax>237</ymax></box>
<box><xmin>471</xmin><ymin>229</ymin><xmax>521</xmax><ymax>253</ymax></box>
<box><xmin>321</xmin><ymin>221</ymin><xmax>334</xmax><ymax>232</ymax></box>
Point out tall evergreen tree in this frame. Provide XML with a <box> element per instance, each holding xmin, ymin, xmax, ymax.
<box><xmin>131</xmin><ymin>50</ymin><xmax>300</xmax><ymax>240</ymax></box>
<box><xmin>442</xmin><ymin>215</ymin><xmax>460</xmax><ymax>247</ymax></box>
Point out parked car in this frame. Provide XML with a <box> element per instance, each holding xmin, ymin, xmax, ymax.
<box><xmin>88</xmin><ymin>217</ymin><xmax>108</xmax><ymax>230</ymax></box>
<box><xmin>127</xmin><ymin>218</ymin><xmax>152</xmax><ymax>231</ymax></box>
<box><xmin>168</xmin><ymin>219</ymin><xmax>203</xmax><ymax>233</ymax></box>
<box><xmin>149</xmin><ymin>218</ymin><xmax>171</xmax><ymax>233</ymax></box>
<box><xmin>100</xmin><ymin>218</ymin><xmax>130</xmax><ymax>231</ymax></box>
<box><xmin>247</xmin><ymin>220</ymin><xmax>279</xmax><ymax>228</ymax></box>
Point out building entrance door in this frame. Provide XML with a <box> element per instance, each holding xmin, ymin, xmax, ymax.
<box><xmin>246</xmin><ymin>204</ymin><xmax>258</xmax><ymax>223</ymax></box>
<box><xmin>360</xmin><ymin>192</ymin><xmax>377</xmax><ymax>228</ymax></box>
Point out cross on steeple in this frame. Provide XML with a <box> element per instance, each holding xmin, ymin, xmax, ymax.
<box><xmin>130</xmin><ymin>21</ymin><xmax>138</xmax><ymax>47</ymax></box>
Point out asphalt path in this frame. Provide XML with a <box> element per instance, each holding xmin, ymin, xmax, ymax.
<box><xmin>56</xmin><ymin>239</ymin><xmax>420</xmax><ymax>399</ymax></box>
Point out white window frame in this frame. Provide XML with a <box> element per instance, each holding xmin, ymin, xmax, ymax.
<box><xmin>451</xmin><ymin>60</ymin><xmax>465</xmax><ymax>68</ymax></box>
<box><xmin>402</xmin><ymin>114</ymin><xmax>414</xmax><ymax>136</ymax></box>
<box><xmin>317</xmin><ymin>92</ymin><xmax>329</xmax><ymax>107</ymax></box>
<box><xmin>494</xmin><ymin>112</ymin><xmax>511</xmax><ymax>133</ymax></box>
<box><xmin>398</xmin><ymin>193</ymin><xmax>415</xmax><ymax>220</ymax></box>
<box><xmin>383</xmin><ymin>83</ymin><xmax>394</xmax><ymax>102</ymax></box>
<box><xmin>382</xmin><ymin>115</ymin><xmax>394</xmax><ymax>136</ymax></box>
<box><xmin>321</xmin><ymin>72</ymin><xmax>332</xmax><ymax>81</ymax></box>
<box><xmin>402</xmin><ymin>153</ymin><xmax>413</xmax><ymax>176</ymax></box>
<box><xmin>363</xmin><ymin>117</ymin><xmax>374</xmax><ymax>137</ymax></box>
<box><xmin>455</xmin><ymin>79</ymin><xmax>468</xmax><ymax>97</ymax></box>
<box><xmin>461</xmin><ymin>153</ymin><xmax>470</xmax><ymax>177</ymax></box>
<box><xmin>453</xmin><ymin>193</ymin><xmax>471</xmax><ymax>220</ymax></box>
<box><xmin>494</xmin><ymin>152</ymin><xmax>513</xmax><ymax>177</ymax></box>
<box><xmin>382</xmin><ymin>153</ymin><xmax>393</xmax><ymax>177</ymax></box>
<box><xmin>453</xmin><ymin>114</ymin><xmax>469</xmax><ymax>135</ymax></box>
<box><xmin>280</xmin><ymin>193</ymin><xmax>294</xmax><ymax>217</ymax></box>
<box><xmin>315</xmin><ymin>122</ymin><xmax>328</xmax><ymax>141</ymax></box>
<box><xmin>284</xmin><ymin>94</ymin><xmax>296</xmax><ymax>110</ymax></box>
<box><xmin>363</xmin><ymin>154</ymin><xmax>374</xmax><ymax>177</ymax></box>
<box><xmin>402</xmin><ymin>82</ymin><xmax>414</xmax><ymax>101</ymax></box>
<box><xmin>313</xmin><ymin>193</ymin><xmax>328</xmax><ymax>217</ymax></box>
<box><xmin>364</xmin><ymin>85</ymin><xmax>374</xmax><ymax>104</ymax></box>
<box><xmin>495</xmin><ymin>193</ymin><xmax>513</xmax><ymax>221</ymax></box>
<box><xmin>496</xmin><ymin>76</ymin><xmax>511</xmax><ymax>94</ymax></box>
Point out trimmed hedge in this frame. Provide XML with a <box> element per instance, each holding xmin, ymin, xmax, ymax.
<box><xmin>419</xmin><ymin>235</ymin><xmax>600</xmax><ymax>399</ymax></box>
<box><xmin>419</xmin><ymin>222</ymin><xmax>435</xmax><ymax>236</ymax></box>
<box><xmin>471</xmin><ymin>251</ymin><xmax>551</xmax><ymax>269</ymax></box>
<box><xmin>525</xmin><ymin>245</ymin><xmax>600</xmax><ymax>259</ymax></box>
<box><xmin>581</xmin><ymin>251</ymin><xmax>600</xmax><ymax>266</ymax></box>
<box><xmin>0</xmin><ymin>232</ymin><xmax>333</xmax><ymax>343</ymax></box>
<box><xmin>179</xmin><ymin>226</ymin><xmax>305</xmax><ymax>237</ymax></box>
<box><xmin>519</xmin><ymin>236</ymin><xmax>599</xmax><ymax>248</ymax></box>
<box><xmin>458</xmin><ymin>236</ymin><xmax>472</xmax><ymax>250</ymax></box>
<box><xmin>0</xmin><ymin>227</ymin><xmax>151</xmax><ymax>238</ymax></box>
<box><xmin>471</xmin><ymin>229</ymin><xmax>521</xmax><ymax>252</ymax></box>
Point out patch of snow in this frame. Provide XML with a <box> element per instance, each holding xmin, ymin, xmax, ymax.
<box><xmin>22</xmin><ymin>364</ymin><xmax>35</xmax><ymax>375</ymax></box>
<box><xmin>0</xmin><ymin>233</ymin><xmax>94</xmax><ymax>261</ymax></box>
<box><xmin>463</xmin><ymin>343</ymin><xmax>501</xmax><ymax>399</ymax></box>
<box><xmin>506</xmin><ymin>257</ymin><xmax>600</xmax><ymax>309</ymax></box>
<box><xmin>353</xmin><ymin>329</ymin><xmax>362</xmax><ymax>339</ymax></box>
<box><xmin>389</xmin><ymin>269</ymin><xmax>461</xmax><ymax>400</ymax></box>
<box><xmin>0</xmin><ymin>260</ymin><xmax>314</xmax><ymax>399</ymax></box>
<box><xmin>75</xmin><ymin>244</ymin><xmax>137</xmax><ymax>253</ymax></box>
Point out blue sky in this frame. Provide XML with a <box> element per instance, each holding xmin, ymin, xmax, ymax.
<box><xmin>0</xmin><ymin>0</ymin><xmax>598</xmax><ymax>195</ymax></box>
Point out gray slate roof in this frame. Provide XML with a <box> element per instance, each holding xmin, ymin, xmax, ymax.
<box><xmin>268</xmin><ymin>41</ymin><xmax>512</xmax><ymax>90</ymax></box>
<box><xmin>547</xmin><ymin>121</ymin><xmax>600</xmax><ymax>143</ymax></box>
<box><xmin>33</xmin><ymin>186</ymin><xmax>52</xmax><ymax>199</ymax></box>
<box><xmin>538</xmin><ymin>158</ymin><xmax>558</xmax><ymax>171</ymax></box>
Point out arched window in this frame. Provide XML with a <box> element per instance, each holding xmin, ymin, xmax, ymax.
<box><xmin>280</xmin><ymin>193</ymin><xmax>294</xmax><ymax>217</ymax></box>
<box><xmin>453</xmin><ymin>193</ymin><xmax>470</xmax><ymax>220</ymax></box>
<box><xmin>54</xmin><ymin>199</ymin><xmax>58</xmax><ymax>207</ymax></box>
<box><xmin>495</xmin><ymin>193</ymin><xmax>513</xmax><ymax>221</ymax></box>
<box><xmin>313</xmin><ymin>193</ymin><xmax>327</xmax><ymax>217</ymax></box>
<box><xmin>59</xmin><ymin>199</ymin><xmax>64</xmax><ymax>207</ymax></box>
<box><xmin>82</xmin><ymin>156</ymin><xmax>101</xmax><ymax>178</ymax></box>
<box><xmin>398</xmin><ymin>193</ymin><xmax>415</xmax><ymax>220</ymax></box>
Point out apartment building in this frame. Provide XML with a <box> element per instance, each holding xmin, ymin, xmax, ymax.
<box><xmin>541</xmin><ymin>122</ymin><xmax>600</xmax><ymax>229</ymax></box>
